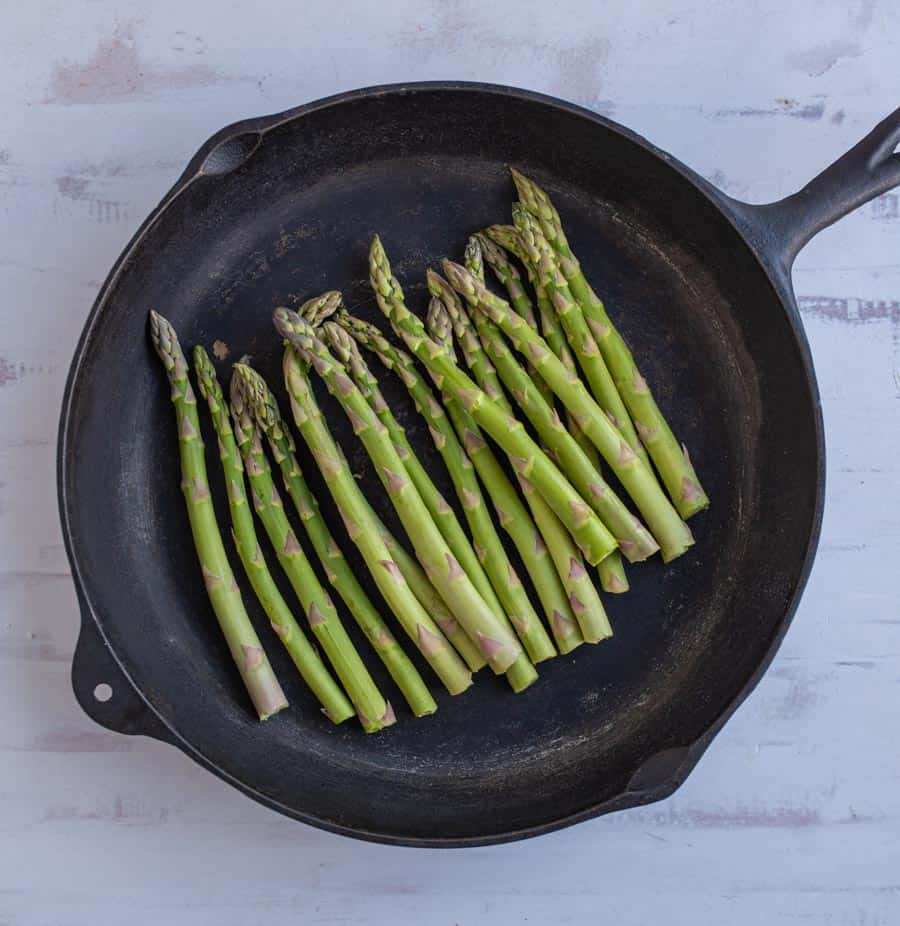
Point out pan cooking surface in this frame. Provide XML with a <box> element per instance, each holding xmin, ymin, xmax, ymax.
<box><xmin>61</xmin><ymin>87</ymin><xmax>820</xmax><ymax>843</ymax></box>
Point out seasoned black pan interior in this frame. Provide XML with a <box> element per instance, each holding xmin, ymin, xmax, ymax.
<box><xmin>61</xmin><ymin>87</ymin><xmax>820</xmax><ymax>844</ymax></box>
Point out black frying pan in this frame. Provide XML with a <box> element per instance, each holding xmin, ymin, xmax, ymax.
<box><xmin>58</xmin><ymin>83</ymin><xmax>900</xmax><ymax>846</ymax></box>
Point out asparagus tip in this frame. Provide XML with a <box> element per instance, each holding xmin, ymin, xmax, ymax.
<box><xmin>299</xmin><ymin>290</ymin><xmax>343</xmax><ymax>327</ymax></box>
<box><xmin>272</xmin><ymin>306</ymin><xmax>295</xmax><ymax>336</ymax></box>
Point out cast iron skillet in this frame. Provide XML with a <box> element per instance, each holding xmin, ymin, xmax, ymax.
<box><xmin>58</xmin><ymin>83</ymin><xmax>900</xmax><ymax>846</ymax></box>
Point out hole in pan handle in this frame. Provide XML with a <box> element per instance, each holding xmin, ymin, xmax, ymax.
<box><xmin>71</xmin><ymin>588</ymin><xmax>174</xmax><ymax>744</ymax></box>
<box><xmin>726</xmin><ymin>105</ymin><xmax>900</xmax><ymax>270</ymax></box>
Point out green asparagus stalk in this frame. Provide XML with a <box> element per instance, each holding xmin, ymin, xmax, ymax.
<box><xmin>246</xmin><ymin>372</ymin><xmax>483</xmax><ymax>682</ymax></box>
<box><xmin>148</xmin><ymin>312</ymin><xmax>287</xmax><ymax>721</ymax></box>
<box><xmin>333</xmin><ymin>314</ymin><xmax>556</xmax><ymax>665</ymax></box>
<box><xmin>426</xmin><ymin>279</ymin><xmax>610</xmax><ymax>643</ymax></box>
<box><xmin>513</xmin><ymin>204</ymin><xmax>647</xmax><ymax>469</ymax></box>
<box><xmin>457</xmin><ymin>243</ymin><xmax>514</xmax><ymax>400</ymax></box>
<box><xmin>193</xmin><ymin>346</ymin><xmax>354</xmax><ymax>724</ymax></box>
<box><xmin>443</xmin><ymin>260</ymin><xmax>694</xmax><ymax>562</ymax></box>
<box><xmin>368</xmin><ymin>236</ymin><xmax>617</xmax><ymax>567</ymax></box>
<box><xmin>229</xmin><ymin>374</ymin><xmax>393</xmax><ymax>731</ymax></box>
<box><xmin>475</xmin><ymin>234</ymin><xmax>630</xmax><ymax>594</ymax></box>
<box><xmin>228</xmin><ymin>367</ymin><xmax>419</xmax><ymax>723</ymax></box>
<box><xmin>233</xmin><ymin>364</ymin><xmax>471</xmax><ymax>698</ymax></box>
<box><xmin>511</xmin><ymin>169</ymin><xmax>710</xmax><ymax>518</ymax></box>
<box><xmin>274</xmin><ymin>311</ymin><xmax>530</xmax><ymax>684</ymax></box>
<box><xmin>481</xmin><ymin>227</ymin><xmax>600</xmax><ymax>468</ymax></box>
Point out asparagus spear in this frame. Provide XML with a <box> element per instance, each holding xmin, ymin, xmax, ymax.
<box><xmin>513</xmin><ymin>204</ymin><xmax>647</xmax><ymax>469</ymax></box>
<box><xmin>328</xmin><ymin>316</ymin><xmax>556</xmax><ymax>665</ymax></box>
<box><xmin>443</xmin><ymin>260</ymin><xmax>694</xmax><ymax>562</ymax></box>
<box><xmin>466</xmin><ymin>235</ymin><xmax>553</xmax><ymax>409</ymax></box>
<box><xmin>233</xmin><ymin>363</ymin><xmax>472</xmax><ymax>697</ymax></box>
<box><xmin>457</xmin><ymin>242</ymin><xmax>513</xmax><ymax>398</ymax></box>
<box><xmin>368</xmin><ymin>236</ymin><xmax>617</xmax><ymax>567</ymax></box>
<box><xmin>511</xmin><ymin>169</ymin><xmax>710</xmax><ymax>519</ymax></box>
<box><xmin>148</xmin><ymin>312</ymin><xmax>287</xmax><ymax>721</ymax></box>
<box><xmin>476</xmin><ymin>234</ymin><xmax>629</xmax><ymax>595</ymax></box>
<box><xmin>193</xmin><ymin>346</ymin><xmax>354</xmax><ymax>724</ymax></box>
<box><xmin>274</xmin><ymin>311</ymin><xmax>531</xmax><ymax>684</ymax></box>
<box><xmin>230</xmin><ymin>373</ymin><xmax>393</xmax><ymax>731</ymax></box>
<box><xmin>426</xmin><ymin>281</ymin><xmax>610</xmax><ymax>643</ymax></box>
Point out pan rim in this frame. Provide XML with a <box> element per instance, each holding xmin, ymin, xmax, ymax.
<box><xmin>57</xmin><ymin>80</ymin><xmax>825</xmax><ymax>847</ymax></box>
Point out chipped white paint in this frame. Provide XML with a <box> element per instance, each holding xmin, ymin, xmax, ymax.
<box><xmin>1</xmin><ymin>1</ymin><xmax>899</xmax><ymax>924</ymax></box>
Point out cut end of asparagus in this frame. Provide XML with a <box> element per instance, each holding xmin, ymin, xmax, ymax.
<box><xmin>256</xmin><ymin>691</ymin><xmax>290</xmax><ymax>722</ymax></box>
<box><xmin>505</xmin><ymin>654</ymin><xmax>539</xmax><ymax>693</ymax></box>
<box><xmin>599</xmin><ymin>552</ymin><xmax>630</xmax><ymax>594</ymax></box>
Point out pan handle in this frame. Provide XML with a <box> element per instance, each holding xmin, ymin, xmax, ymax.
<box><xmin>731</xmin><ymin>106</ymin><xmax>900</xmax><ymax>268</ymax></box>
<box><xmin>71</xmin><ymin>590</ymin><xmax>175</xmax><ymax>744</ymax></box>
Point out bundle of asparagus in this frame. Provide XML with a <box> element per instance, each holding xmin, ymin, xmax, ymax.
<box><xmin>321</xmin><ymin>319</ymin><xmax>558</xmax><ymax>665</ymax></box>
<box><xmin>236</xmin><ymin>357</ymin><xmax>474</xmax><ymax>698</ymax></box>
<box><xmin>147</xmin><ymin>167</ymin><xmax>707</xmax><ymax>729</ymax></box>
<box><xmin>422</xmin><ymin>285</ymin><xmax>610</xmax><ymax>645</ymax></box>
<box><xmin>273</xmin><ymin>309</ymin><xmax>536</xmax><ymax>691</ymax></box>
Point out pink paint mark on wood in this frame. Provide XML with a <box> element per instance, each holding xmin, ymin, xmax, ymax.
<box><xmin>769</xmin><ymin>665</ymin><xmax>832</xmax><ymax>721</ymax></box>
<box><xmin>628</xmin><ymin>800</ymin><xmax>823</xmax><ymax>829</ymax></box>
<box><xmin>18</xmin><ymin>728</ymin><xmax>138</xmax><ymax>753</ymax></box>
<box><xmin>42</xmin><ymin>796</ymin><xmax>170</xmax><ymax>825</ymax></box>
<box><xmin>44</xmin><ymin>22</ymin><xmax>244</xmax><ymax>105</ymax></box>
<box><xmin>0</xmin><ymin>356</ymin><xmax>20</xmax><ymax>387</ymax></box>
<box><xmin>681</xmin><ymin>803</ymin><xmax>820</xmax><ymax>828</ymax></box>
<box><xmin>798</xmin><ymin>295</ymin><xmax>900</xmax><ymax>326</ymax></box>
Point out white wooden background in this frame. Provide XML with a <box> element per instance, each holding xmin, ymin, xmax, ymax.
<box><xmin>3</xmin><ymin>2</ymin><xmax>899</xmax><ymax>923</ymax></box>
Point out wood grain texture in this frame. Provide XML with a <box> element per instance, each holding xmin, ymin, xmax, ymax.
<box><xmin>1</xmin><ymin>1</ymin><xmax>898</xmax><ymax>923</ymax></box>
